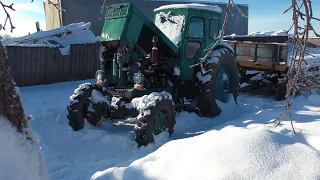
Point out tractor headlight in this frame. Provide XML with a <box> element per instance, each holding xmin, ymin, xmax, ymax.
<box><xmin>95</xmin><ymin>70</ymin><xmax>106</xmax><ymax>86</ymax></box>
<box><xmin>133</xmin><ymin>72</ymin><xmax>144</xmax><ymax>84</ymax></box>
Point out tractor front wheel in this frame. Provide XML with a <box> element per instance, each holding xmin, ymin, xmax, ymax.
<box><xmin>67</xmin><ymin>83</ymin><xmax>110</xmax><ymax>131</ymax></box>
<box><xmin>134</xmin><ymin>94</ymin><xmax>176</xmax><ymax>147</ymax></box>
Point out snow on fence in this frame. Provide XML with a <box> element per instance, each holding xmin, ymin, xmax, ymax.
<box><xmin>5</xmin><ymin>43</ymin><xmax>100</xmax><ymax>86</ymax></box>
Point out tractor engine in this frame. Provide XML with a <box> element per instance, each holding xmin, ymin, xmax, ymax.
<box><xmin>98</xmin><ymin>36</ymin><xmax>174</xmax><ymax>98</ymax></box>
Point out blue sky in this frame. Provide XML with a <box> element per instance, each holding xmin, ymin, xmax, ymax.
<box><xmin>0</xmin><ymin>0</ymin><xmax>319</xmax><ymax>37</ymax></box>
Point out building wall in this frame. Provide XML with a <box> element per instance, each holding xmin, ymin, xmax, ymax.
<box><xmin>45</xmin><ymin>0</ymin><xmax>248</xmax><ymax>36</ymax></box>
<box><xmin>44</xmin><ymin>0</ymin><xmax>63</xmax><ymax>30</ymax></box>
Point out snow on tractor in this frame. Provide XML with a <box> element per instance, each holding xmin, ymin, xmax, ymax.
<box><xmin>66</xmin><ymin>3</ymin><xmax>240</xmax><ymax>146</ymax></box>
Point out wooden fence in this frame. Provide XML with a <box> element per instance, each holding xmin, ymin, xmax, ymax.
<box><xmin>5</xmin><ymin>43</ymin><xmax>100</xmax><ymax>87</ymax></box>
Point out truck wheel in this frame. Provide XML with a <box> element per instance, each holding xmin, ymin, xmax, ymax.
<box><xmin>196</xmin><ymin>48</ymin><xmax>239</xmax><ymax>117</ymax></box>
<box><xmin>134</xmin><ymin>95</ymin><xmax>175</xmax><ymax>147</ymax></box>
<box><xmin>67</xmin><ymin>83</ymin><xmax>94</xmax><ymax>131</ymax></box>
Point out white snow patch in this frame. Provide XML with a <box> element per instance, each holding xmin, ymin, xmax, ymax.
<box><xmin>124</xmin><ymin>92</ymin><xmax>173</xmax><ymax>111</ymax></box>
<box><xmin>93</xmin><ymin>126</ymin><xmax>320</xmax><ymax>180</ymax></box>
<box><xmin>70</xmin><ymin>82</ymin><xmax>92</xmax><ymax>102</ymax></box>
<box><xmin>2</xmin><ymin>22</ymin><xmax>97</xmax><ymax>55</ymax></box>
<box><xmin>211</xmin><ymin>48</ymin><xmax>228</xmax><ymax>57</ymax></box>
<box><xmin>196</xmin><ymin>71</ymin><xmax>211</xmax><ymax>84</ymax></box>
<box><xmin>154</xmin><ymin>3</ymin><xmax>222</xmax><ymax>13</ymax></box>
<box><xmin>250</xmin><ymin>30</ymin><xmax>288</xmax><ymax>37</ymax></box>
<box><xmin>250</xmin><ymin>73</ymin><xmax>264</xmax><ymax>81</ymax></box>
<box><xmin>206</xmin><ymin>56</ymin><xmax>219</xmax><ymax>63</ymax></box>
<box><xmin>197</xmin><ymin>48</ymin><xmax>232</xmax><ymax>84</ymax></box>
<box><xmin>0</xmin><ymin>116</ymin><xmax>49</xmax><ymax>180</ymax></box>
<box><xmin>224</xmin><ymin>30</ymin><xmax>293</xmax><ymax>38</ymax></box>
<box><xmin>91</xmin><ymin>90</ymin><xmax>110</xmax><ymax>105</ymax></box>
<box><xmin>155</xmin><ymin>12</ymin><xmax>185</xmax><ymax>46</ymax></box>
<box><xmin>174</xmin><ymin>67</ymin><xmax>180</xmax><ymax>76</ymax></box>
<box><xmin>287</xmin><ymin>42</ymin><xmax>320</xmax><ymax>81</ymax></box>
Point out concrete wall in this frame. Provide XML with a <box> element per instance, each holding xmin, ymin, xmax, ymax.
<box><xmin>45</xmin><ymin>0</ymin><xmax>248</xmax><ymax>36</ymax></box>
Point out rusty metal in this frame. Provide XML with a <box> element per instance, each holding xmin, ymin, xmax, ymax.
<box><xmin>225</xmin><ymin>40</ymin><xmax>288</xmax><ymax>72</ymax></box>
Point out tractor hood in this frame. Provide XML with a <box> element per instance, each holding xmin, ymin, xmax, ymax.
<box><xmin>101</xmin><ymin>3</ymin><xmax>179</xmax><ymax>55</ymax></box>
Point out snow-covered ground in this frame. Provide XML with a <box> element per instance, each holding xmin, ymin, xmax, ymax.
<box><xmin>15</xmin><ymin>78</ymin><xmax>320</xmax><ymax>180</ymax></box>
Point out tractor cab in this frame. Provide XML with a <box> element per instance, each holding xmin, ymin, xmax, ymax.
<box><xmin>153</xmin><ymin>4</ymin><xmax>223</xmax><ymax>80</ymax></box>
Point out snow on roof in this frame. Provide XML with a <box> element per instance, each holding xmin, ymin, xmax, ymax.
<box><xmin>2</xmin><ymin>22</ymin><xmax>92</xmax><ymax>46</ymax></box>
<box><xmin>154</xmin><ymin>3</ymin><xmax>222</xmax><ymax>13</ymax></box>
<box><xmin>2</xmin><ymin>22</ymin><xmax>98</xmax><ymax>55</ymax></box>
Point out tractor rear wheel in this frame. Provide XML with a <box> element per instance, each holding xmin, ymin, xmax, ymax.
<box><xmin>196</xmin><ymin>48</ymin><xmax>239</xmax><ymax>117</ymax></box>
<box><xmin>134</xmin><ymin>94</ymin><xmax>175</xmax><ymax>147</ymax></box>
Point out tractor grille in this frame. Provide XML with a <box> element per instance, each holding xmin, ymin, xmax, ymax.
<box><xmin>106</xmin><ymin>4</ymin><xmax>130</xmax><ymax>19</ymax></box>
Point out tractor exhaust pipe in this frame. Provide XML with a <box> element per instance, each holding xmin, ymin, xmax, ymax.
<box><xmin>113</xmin><ymin>53</ymin><xmax>118</xmax><ymax>78</ymax></box>
<box><xmin>151</xmin><ymin>36</ymin><xmax>158</xmax><ymax>65</ymax></box>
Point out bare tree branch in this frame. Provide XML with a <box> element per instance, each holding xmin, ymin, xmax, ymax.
<box><xmin>0</xmin><ymin>0</ymin><xmax>64</xmax><ymax>32</ymax></box>
<box><xmin>39</xmin><ymin>0</ymin><xmax>65</xmax><ymax>12</ymax></box>
<box><xmin>99</xmin><ymin>0</ymin><xmax>108</xmax><ymax>20</ymax></box>
<box><xmin>0</xmin><ymin>1</ymin><xmax>15</xmax><ymax>32</ymax></box>
<box><xmin>272</xmin><ymin>0</ymin><xmax>320</xmax><ymax>134</ymax></box>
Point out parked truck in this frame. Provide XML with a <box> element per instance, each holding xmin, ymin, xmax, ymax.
<box><xmin>67</xmin><ymin>2</ymin><xmax>289</xmax><ymax>146</ymax></box>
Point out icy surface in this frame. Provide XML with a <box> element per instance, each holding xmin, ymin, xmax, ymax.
<box><xmin>154</xmin><ymin>3</ymin><xmax>222</xmax><ymax>13</ymax></box>
<box><xmin>0</xmin><ymin>116</ymin><xmax>49</xmax><ymax>180</ymax></box>
<box><xmin>155</xmin><ymin>12</ymin><xmax>185</xmax><ymax>46</ymax></box>
<box><xmin>2</xmin><ymin>22</ymin><xmax>97</xmax><ymax>55</ymax></box>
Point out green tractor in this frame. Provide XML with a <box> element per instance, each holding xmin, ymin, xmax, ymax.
<box><xmin>67</xmin><ymin>3</ymin><xmax>239</xmax><ymax>146</ymax></box>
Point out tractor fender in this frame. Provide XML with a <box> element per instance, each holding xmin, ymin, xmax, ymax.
<box><xmin>203</xmin><ymin>40</ymin><xmax>235</xmax><ymax>56</ymax></box>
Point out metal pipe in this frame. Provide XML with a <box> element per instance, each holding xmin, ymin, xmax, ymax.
<box><xmin>151</xmin><ymin>36</ymin><xmax>158</xmax><ymax>65</ymax></box>
<box><xmin>112</xmin><ymin>53</ymin><xmax>118</xmax><ymax>82</ymax></box>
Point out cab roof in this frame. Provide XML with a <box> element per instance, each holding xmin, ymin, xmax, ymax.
<box><xmin>154</xmin><ymin>3</ymin><xmax>222</xmax><ymax>13</ymax></box>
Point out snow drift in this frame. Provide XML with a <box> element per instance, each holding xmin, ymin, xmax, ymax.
<box><xmin>91</xmin><ymin>93</ymin><xmax>320</xmax><ymax>180</ymax></box>
<box><xmin>0</xmin><ymin>116</ymin><xmax>49</xmax><ymax>180</ymax></box>
<box><xmin>91</xmin><ymin>126</ymin><xmax>320</xmax><ymax>180</ymax></box>
<box><xmin>17</xmin><ymin>78</ymin><xmax>320</xmax><ymax>180</ymax></box>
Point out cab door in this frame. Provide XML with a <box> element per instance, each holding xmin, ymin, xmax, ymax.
<box><xmin>181</xmin><ymin>15</ymin><xmax>207</xmax><ymax>81</ymax></box>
